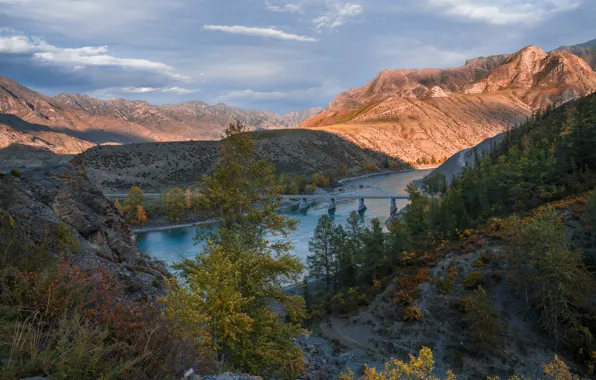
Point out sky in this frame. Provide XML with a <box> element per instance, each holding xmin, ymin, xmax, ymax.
<box><xmin>1</xmin><ymin>0</ymin><xmax>595</xmax><ymax>114</ymax></box>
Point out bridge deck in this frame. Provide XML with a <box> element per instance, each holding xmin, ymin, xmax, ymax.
<box><xmin>105</xmin><ymin>193</ymin><xmax>409</xmax><ymax>200</ymax></box>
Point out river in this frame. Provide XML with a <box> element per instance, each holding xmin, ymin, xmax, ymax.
<box><xmin>136</xmin><ymin>169</ymin><xmax>432</xmax><ymax>266</ymax></box>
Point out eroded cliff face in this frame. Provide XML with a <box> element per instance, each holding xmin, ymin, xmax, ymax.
<box><xmin>1</xmin><ymin>160</ymin><xmax>167</xmax><ymax>299</ymax></box>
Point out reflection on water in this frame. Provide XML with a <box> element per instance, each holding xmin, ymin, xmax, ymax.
<box><xmin>136</xmin><ymin>170</ymin><xmax>432</xmax><ymax>266</ymax></box>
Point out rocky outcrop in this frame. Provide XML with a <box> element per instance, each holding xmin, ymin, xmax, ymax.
<box><xmin>464</xmin><ymin>46</ymin><xmax>596</xmax><ymax>108</ymax></box>
<box><xmin>1</xmin><ymin>160</ymin><xmax>167</xmax><ymax>298</ymax></box>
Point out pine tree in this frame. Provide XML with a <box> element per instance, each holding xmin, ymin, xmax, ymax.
<box><xmin>307</xmin><ymin>214</ymin><xmax>338</xmax><ymax>297</ymax></box>
<box><xmin>358</xmin><ymin>218</ymin><xmax>386</xmax><ymax>283</ymax></box>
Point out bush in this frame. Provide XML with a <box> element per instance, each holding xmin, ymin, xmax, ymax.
<box><xmin>403</xmin><ymin>306</ymin><xmax>423</xmax><ymax>321</ymax></box>
<box><xmin>459</xmin><ymin>287</ymin><xmax>503</xmax><ymax>352</ymax></box>
<box><xmin>464</xmin><ymin>271</ymin><xmax>484</xmax><ymax>288</ymax></box>
<box><xmin>9</xmin><ymin>169</ymin><xmax>21</xmax><ymax>177</ymax></box>
<box><xmin>437</xmin><ymin>278</ymin><xmax>453</xmax><ymax>294</ymax></box>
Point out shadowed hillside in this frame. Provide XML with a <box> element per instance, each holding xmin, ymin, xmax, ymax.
<box><xmin>81</xmin><ymin>129</ymin><xmax>404</xmax><ymax>192</ymax></box>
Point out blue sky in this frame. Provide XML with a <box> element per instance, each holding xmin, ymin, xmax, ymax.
<box><xmin>1</xmin><ymin>0</ymin><xmax>595</xmax><ymax>114</ymax></box>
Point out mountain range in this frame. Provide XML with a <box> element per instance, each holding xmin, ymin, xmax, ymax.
<box><xmin>298</xmin><ymin>43</ymin><xmax>596</xmax><ymax>164</ymax></box>
<box><xmin>1</xmin><ymin>39</ymin><xmax>596</xmax><ymax>169</ymax></box>
<box><xmin>0</xmin><ymin>76</ymin><xmax>323</xmax><ymax>154</ymax></box>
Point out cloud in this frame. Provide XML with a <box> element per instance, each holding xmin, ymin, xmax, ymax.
<box><xmin>121</xmin><ymin>86</ymin><xmax>198</xmax><ymax>95</ymax></box>
<box><xmin>313</xmin><ymin>1</ymin><xmax>363</xmax><ymax>31</ymax></box>
<box><xmin>427</xmin><ymin>0</ymin><xmax>580</xmax><ymax>25</ymax></box>
<box><xmin>265</xmin><ymin>0</ymin><xmax>302</xmax><ymax>13</ymax></box>
<box><xmin>0</xmin><ymin>33</ymin><xmax>189</xmax><ymax>80</ymax></box>
<box><xmin>215</xmin><ymin>81</ymin><xmax>342</xmax><ymax>103</ymax></box>
<box><xmin>202</xmin><ymin>25</ymin><xmax>317</xmax><ymax>42</ymax></box>
<box><xmin>375</xmin><ymin>37</ymin><xmax>473</xmax><ymax>68</ymax></box>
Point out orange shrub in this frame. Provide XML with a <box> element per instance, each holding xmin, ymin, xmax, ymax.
<box><xmin>403</xmin><ymin>306</ymin><xmax>423</xmax><ymax>321</ymax></box>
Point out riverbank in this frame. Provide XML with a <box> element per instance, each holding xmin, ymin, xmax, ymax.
<box><xmin>337</xmin><ymin>166</ymin><xmax>438</xmax><ymax>185</ymax></box>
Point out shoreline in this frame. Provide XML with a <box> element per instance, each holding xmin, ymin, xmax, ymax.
<box><xmin>132</xmin><ymin>218</ymin><xmax>218</xmax><ymax>233</ymax></box>
<box><xmin>337</xmin><ymin>166</ymin><xmax>437</xmax><ymax>185</ymax></box>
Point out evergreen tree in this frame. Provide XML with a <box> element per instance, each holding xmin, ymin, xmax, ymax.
<box><xmin>307</xmin><ymin>214</ymin><xmax>338</xmax><ymax>297</ymax></box>
<box><xmin>358</xmin><ymin>218</ymin><xmax>386</xmax><ymax>283</ymax></box>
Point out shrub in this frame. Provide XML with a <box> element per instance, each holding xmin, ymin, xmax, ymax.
<box><xmin>403</xmin><ymin>306</ymin><xmax>423</xmax><ymax>321</ymax></box>
<box><xmin>459</xmin><ymin>287</ymin><xmax>503</xmax><ymax>352</ymax></box>
<box><xmin>360</xmin><ymin>163</ymin><xmax>379</xmax><ymax>173</ymax></box>
<box><xmin>464</xmin><ymin>271</ymin><xmax>484</xmax><ymax>288</ymax></box>
<box><xmin>437</xmin><ymin>278</ymin><xmax>453</xmax><ymax>295</ymax></box>
<box><xmin>10</xmin><ymin>169</ymin><xmax>21</xmax><ymax>177</ymax></box>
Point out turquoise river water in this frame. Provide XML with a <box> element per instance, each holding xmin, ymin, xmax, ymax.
<box><xmin>136</xmin><ymin>169</ymin><xmax>432</xmax><ymax>266</ymax></box>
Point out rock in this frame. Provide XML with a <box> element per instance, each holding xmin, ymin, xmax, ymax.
<box><xmin>2</xmin><ymin>163</ymin><xmax>168</xmax><ymax>299</ymax></box>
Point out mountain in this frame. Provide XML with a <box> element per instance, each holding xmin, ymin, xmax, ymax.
<box><xmin>555</xmin><ymin>38</ymin><xmax>596</xmax><ymax>70</ymax></box>
<box><xmin>0</xmin><ymin>75</ymin><xmax>321</xmax><ymax>154</ymax></box>
<box><xmin>299</xmin><ymin>44</ymin><xmax>596</xmax><ymax>166</ymax></box>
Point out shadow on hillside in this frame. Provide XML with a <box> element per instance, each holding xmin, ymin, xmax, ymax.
<box><xmin>80</xmin><ymin>128</ymin><xmax>411</xmax><ymax>192</ymax></box>
<box><xmin>0</xmin><ymin>143</ymin><xmax>74</xmax><ymax>170</ymax></box>
<box><xmin>0</xmin><ymin>114</ymin><xmax>151</xmax><ymax>144</ymax></box>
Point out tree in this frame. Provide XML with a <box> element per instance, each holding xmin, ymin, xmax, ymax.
<box><xmin>127</xmin><ymin>186</ymin><xmax>144</xmax><ymax>208</ymax></box>
<box><xmin>358</xmin><ymin>218</ymin><xmax>387</xmax><ymax>283</ymax></box>
<box><xmin>402</xmin><ymin>184</ymin><xmax>431</xmax><ymax>241</ymax></box>
<box><xmin>185</xmin><ymin>188</ymin><xmax>192</xmax><ymax>210</ymax></box>
<box><xmin>307</xmin><ymin>214</ymin><xmax>338</xmax><ymax>297</ymax></box>
<box><xmin>135</xmin><ymin>205</ymin><xmax>148</xmax><ymax>225</ymax></box>
<box><xmin>166</xmin><ymin>188</ymin><xmax>185</xmax><ymax>222</ymax></box>
<box><xmin>458</xmin><ymin>287</ymin><xmax>503</xmax><ymax>353</ymax></box>
<box><xmin>522</xmin><ymin>208</ymin><xmax>594</xmax><ymax>347</ymax></box>
<box><xmin>168</xmin><ymin>121</ymin><xmax>305</xmax><ymax>378</ymax></box>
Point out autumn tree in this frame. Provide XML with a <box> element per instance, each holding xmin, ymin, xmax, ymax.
<box><xmin>135</xmin><ymin>205</ymin><xmax>148</xmax><ymax>225</ymax></box>
<box><xmin>166</xmin><ymin>121</ymin><xmax>305</xmax><ymax>378</ymax></box>
<box><xmin>127</xmin><ymin>186</ymin><xmax>144</xmax><ymax>208</ymax></box>
<box><xmin>166</xmin><ymin>188</ymin><xmax>185</xmax><ymax>222</ymax></box>
<box><xmin>114</xmin><ymin>200</ymin><xmax>123</xmax><ymax>212</ymax></box>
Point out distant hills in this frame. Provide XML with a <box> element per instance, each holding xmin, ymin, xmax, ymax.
<box><xmin>299</xmin><ymin>41</ymin><xmax>596</xmax><ymax>166</ymax></box>
<box><xmin>0</xmin><ymin>75</ymin><xmax>323</xmax><ymax>154</ymax></box>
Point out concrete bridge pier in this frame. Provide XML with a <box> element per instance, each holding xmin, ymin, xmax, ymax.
<box><xmin>328</xmin><ymin>197</ymin><xmax>336</xmax><ymax>213</ymax></box>
<box><xmin>390</xmin><ymin>198</ymin><xmax>398</xmax><ymax>216</ymax></box>
<box><xmin>358</xmin><ymin>198</ymin><xmax>367</xmax><ymax>213</ymax></box>
<box><xmin>299</xmin><ymin>198</ymin><xmax>310</xmax><ymax>212</ymax></box>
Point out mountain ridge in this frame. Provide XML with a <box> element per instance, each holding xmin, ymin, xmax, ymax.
<box><xmin>297</xmin><ymin>42</ymin><xmax>596</xmax><ymax>166</ymax></box>
<box><xmin>0</xmin><ymin>75</ymin><xmax>323</xmax><ymax>154</ymax></box>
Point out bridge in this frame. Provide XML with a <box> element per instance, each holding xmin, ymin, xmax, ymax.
<box><xmin>104</xmin><ymin>193</ymin><xmax>409</xmax><ymax>216</ymax></box>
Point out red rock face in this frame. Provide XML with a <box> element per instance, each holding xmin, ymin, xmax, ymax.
<box><xmin>299</xmin><ymin>45</ymin><xmax>596</xmax><ymax>166</ymax></box>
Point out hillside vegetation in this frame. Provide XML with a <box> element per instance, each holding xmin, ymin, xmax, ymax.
<box><xmin>81</xmin><ymin>129</ymin><xmax>405</xmax><ymax>192</ymax></box>
<box><xmin>302</xmin><ymin>93</ymin><xmax>596</xmax><ymax>378</ymax></box>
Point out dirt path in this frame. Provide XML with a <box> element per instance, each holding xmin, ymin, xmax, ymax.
<box><xmin>320</xmin><ymin>317</ymin><xmax>384</xmax><ymax>356</ymax></box>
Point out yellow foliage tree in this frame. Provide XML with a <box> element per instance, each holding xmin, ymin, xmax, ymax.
<box><xmin>135</xmin><ymin>205</ymin><xmax>148</xmax><ymax>225</ymax></box>
<box><xmin>166</xmin><ymin>188</ymin><xmax>185</xmax><ymax>222</ymax></box>
<box><xmin>340</xmin><ymin>347</ymin><xmax>456</xmax><ymax>380</ymax></box>
<box><xmin>114</xmin><ymin>200</ymin><xmax>123</xmax><ymax>212</ymax></box>
<box><xmin>168</xmin><ymin>121</ymin><xmax>306</xmax><ymax>378</ymax></box>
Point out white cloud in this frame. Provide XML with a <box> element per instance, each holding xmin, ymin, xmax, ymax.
<box><xmin>427</xmin><ymin>0</ymin><xmax>580</xmax><ymax>25</ymax></box>
<box><xmin>313</xmin><ymin>1</ymin><xmax>363</xmax><ymax>31</ymax></box>
<box><xmin>215</xmin><ymin>81</ymin><xmax>341</xmax><ymax>103</ymax></box>
<box><xmin>376</xmin><ymin>37</ymin><xmax>472</xmax><ymax>68</ymax></box>
<box><xmin>265</xmin><ymin>0</ymin><xmax>302</xmax><ymax>13</ymax></box>
<box><xmin>265</xmin><ymin>0</ymin><xmax>363</xmax><ymax>31</ymax></box>
<box><xmin>0</xmin><ymin>33</ymin><xmax>189</xmax><ymax>80</ymax></box>
<box><xmin>202</xmin><ymin>25</ymin><xmax>317</xmax><ymax>42</ymax></box>
<box><xmin>121</xmin><ymin>86</ymin><xmax>198</xmax><ymax>95</ymax></box>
